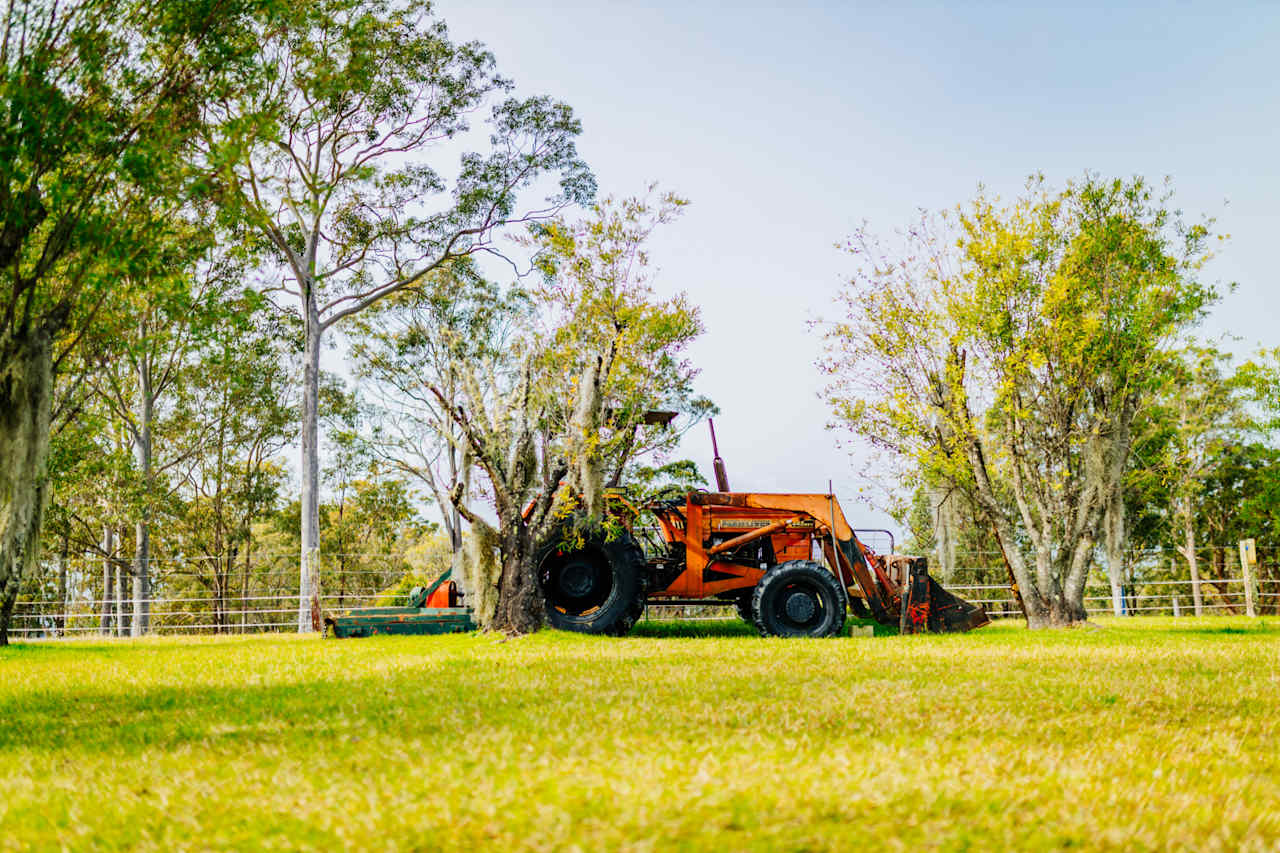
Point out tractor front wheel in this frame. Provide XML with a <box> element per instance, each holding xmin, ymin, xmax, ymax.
<box><xmin>537</xmin><ymin>530</ymin><xmax>645</xmax><ymax>636</ymax></box>
<box><xmin>752</xmin><ymin>560</ymin><xmax>846</xmax><ymax>638</ymax></box>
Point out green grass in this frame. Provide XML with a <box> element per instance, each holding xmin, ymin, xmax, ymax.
<box><xmin>2</xmin><ymin>617</ymin><xmax>1279</xmax><ymax>851</ymax></box>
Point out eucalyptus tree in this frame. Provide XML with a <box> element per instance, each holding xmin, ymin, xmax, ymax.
<box><xmin>317</xmin><ymin>387</ymin><xmax>428</xmax><ymax>603</ymax></box>
<box><xmin>0</xmin><ymin>0</ymin><xmax>266</xmax><ymax>644</ymax></box>
<box><xmin>202</xmin><ymin>0</ymin><xmax>593</xmax><ymax>630</ymax></box>
<box><xmin>822</xmin><ymin>176</ymin><xmax>1216</xmax><ymax>628</ymax></box>
<box><xmin>351</xmin><ymin>263</ymin><xmax>530</xmax><ymax>596</ymax></box>
<box><xmin>1149</xmin><ymin>347</ymin><xmax>1243</xmax><ymax>615</ymax></box>
<box><xmin>417</xmin><ymin>194</ymin><xmax>708</xmax><ymax>634</ymax></box>
<box><xmin>165</xmin><ymin>295</ymin><xmax>298</xmax><ymax>629</ymax></box>
<box><xmin>84</xmin><ymin>240</ymin><xmax>247</xmax><ymax>633</ymax></box>
<box><xmin>525</xmin><ymin>192</ymin><xmax>713</xmax><ymax>513</ymax></box>
<box><xmin>40</xmin><ymin>379</ymin><xmax>134</xmax><ymax>634</ymax></box>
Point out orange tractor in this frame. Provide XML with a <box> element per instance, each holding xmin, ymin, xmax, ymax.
<box><xmin>536</xmin><ymin>421</ymin><xmax>989</xmax><ymax>637</ymax></box>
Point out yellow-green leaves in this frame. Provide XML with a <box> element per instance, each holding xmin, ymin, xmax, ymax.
<box><xmin>821</xmin><ymin>175</ymin><xmax>1217</xmax><ymax>623</ymax></box>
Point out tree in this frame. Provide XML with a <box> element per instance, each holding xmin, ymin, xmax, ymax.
<box><xmin>0</xmin><ymin>0</ymin><xmax>264</xmax><ymax>643</ymax></box>
<box><xmin>1150</xmin><ymin>347</ymin><xmax>1242</xmax><ymax>616</ymax></box>
<box><xmin>165</xmin><ymin>295</ymin><xmax>298</xmax><ymax>630</ymax></box>
<box><xmin>315</xmin><ymin>380</ymin><xmax>430</xmax><ymax>603</ymax></box>
<box><xmin>405</xmin><ymin>193</ymin><xmax>707</xmax><ymax>634</ymax></box>
<box><xmin>350</xmin><ymin>264</ymin><xmax>521</xmax><ymax>599</ymax></box>
<box><xmin>39</xmin><ymin>383</ymin><xmax>137</xmax><ymax>636</ymax></box>
<box><xmin>203</xmin><ymin>0</ymin><xmax>594</xmax><ymax>630</ymax></box>
<box><xmin>525</xmin><ymin>192</ymin><xmax>713</xmax><ymax>512</ymax></box>
<box><xmin>822</xmin><ymin>176</ymin><xmax>1215</xmax><ymax>628</ymax></box>
<box><xmin>83</xmin><ymin>238</ymin><xmax>248</xmax><ymax>633</ymax></box>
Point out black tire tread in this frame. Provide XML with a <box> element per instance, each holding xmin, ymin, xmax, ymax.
<box><xmin>536</xmin><ymin>524</ymin><xmax>645</xmax><ymax>636</ymax></box>
<box><xmin>751</xmin><ymin>559</ymin><xmax>847</xmax><ymax>638</ymax></box>
<box><xmin>604</xmin><ymin>541</ymin><xmax>647</xmax><ymax>636</ymax></box>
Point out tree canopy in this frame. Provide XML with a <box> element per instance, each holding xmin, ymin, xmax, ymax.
<box><xmin>822</xmin><ymin>175</ymin><xmax>1217</xmax><ymax>627</ymax></box>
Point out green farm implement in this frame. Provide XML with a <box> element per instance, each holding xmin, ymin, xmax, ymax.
<box><xmin>323</xmin><ymin>570</ymin><xmax>473</xmax><ymax>637</ymax></box>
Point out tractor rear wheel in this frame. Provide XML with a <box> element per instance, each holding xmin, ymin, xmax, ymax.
<box><xmin>536</xmin><ymin>528</ymin><xmax>645</xmax><ymax>636</ymax></box>
<box><xmin>752</xmin><ymin>560</ymin><xmax>846</xmax><ymax>638</ymax></box>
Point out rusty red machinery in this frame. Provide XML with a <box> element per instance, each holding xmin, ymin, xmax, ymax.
<box><xmin>327</xmin><ymin>418</ymin><xmax>988</xmax><ymax>638</ymax></box>
<box><xmin>537</xmin><ymin>420</ymin><xmax>989</xmax><ymax>637</ymax></box>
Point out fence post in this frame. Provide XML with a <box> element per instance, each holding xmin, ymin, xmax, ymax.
<box><xmin>1239</xmin><ymin>538</ymin><xmax>1257</xmax><ymax>618</ymax></box>
<box><xmin>1172</xmin><ymin>595</ymin><xmax>1180</xmax><ymax>618</ymax></box>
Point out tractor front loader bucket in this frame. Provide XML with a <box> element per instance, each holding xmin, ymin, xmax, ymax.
<box><xmin>831</xmin><ymin>536</ymin><xmax>989</xmax><ymax>634</ymax></box>
<box><xmin>899</xmin><ymin>557</ymin><xmax>990</xmax><ymax>634</ymax></box>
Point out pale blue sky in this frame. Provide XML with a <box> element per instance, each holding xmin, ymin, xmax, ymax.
<box><xmin>429</xmin><ymin>1</ymin><xmax>1280</xmax><ymax>527</ymax></box>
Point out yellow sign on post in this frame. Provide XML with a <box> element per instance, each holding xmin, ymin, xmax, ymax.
<box><xmin>1239</xmin><ymin>538</ymin><xmax>1258</xmax><ymax>618</ymax></box>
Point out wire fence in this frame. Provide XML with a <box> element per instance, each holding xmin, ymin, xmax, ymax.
<box><xmin>932</xmin><ymin>542</ymin><xmax>1280</xmax><ymax>620</ymax></box>
<box><xmin>945</xmin><ymin>576</ymin><xmax>1280</xmax><ymax>619</ymax></box>
<box><xmin>9</xmin><ymin>592</ymin><xmax>395</xmax><ymax>636</ymax></box>
<box><xmin>10</xmin><ymin>544</ymin><xmax>1278</xmax><ymax>638</ymax></box>
<box><xmin>10</xmin><ymin>551</ymin><xmax>441</xmax><ymax>639</ymax></box>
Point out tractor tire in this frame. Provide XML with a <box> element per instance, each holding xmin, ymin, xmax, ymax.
<box><xmin>752</xmin><ymin>560</ymin><xmax>847</xmax><ymax>638</ymax></box>
<box><xmin>536</xmin><ymin>526</ymin><xmax>646</xmax><ymax>636</ymax></box>
<box><xmin>734</xmin><ymin>595</ymin><xmax>753</xmax><ymax>624</ymax></box>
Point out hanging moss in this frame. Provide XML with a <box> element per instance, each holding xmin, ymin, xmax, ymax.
<box><xmin>0</xmin><ymin>329</ymin><xmax>54</xmax><ymax>645</ymax></box>
<box><xmin>461</xmin><ymin>520</ymin><xmax>502</xmax><ymax>630</ymax></box>
<box><xmin>566</xmin><ymin>358</ymin><xmax>605</xmax><ymax>518</ymax></box>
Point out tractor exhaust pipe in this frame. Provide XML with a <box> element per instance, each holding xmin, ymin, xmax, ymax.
<box><xmin>709</xmin><ymin>419</ymin><xmax>730</xmax><ymax>492</ymax></box>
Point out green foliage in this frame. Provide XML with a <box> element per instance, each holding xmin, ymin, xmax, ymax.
<box><xmin>1122</xmin><ymin>345</ymin><xmax>1280</xmax><ymax>556</ymax></box>
<box><xmin>0</xmin><ymin>0</ymin><xmax>268</xmax><ymax>342</ymax></box>
<box><xmin>623</xmin><ymin>458</ymin><xmax>708</xmax><ymax>503</ymax></box>
<box><xmin>526</xmin><ymin>190</ymin><xmax>713</xmax><ymax>496</ymax></box>
<box><xmin>0</xmin><ymin>0</ymin><xmax>279</xmax><ymax>640</ymax></box>
<box><xmin>352</xmin><ymin>192</ymin><xmax>710</xmax><ymax>527</ymax></box>
<box><xmin>823</xmin><ymin>175</ymin><xmax>1216</xmax><ymax>624</ymax></box>
<box><xmin>2</xmin><ymin>620</ymin><xmax>1279</xmax><ymax>848</ymax></box>
<box><xmin>202</xmin><ymin>0</ymin><xmax>593</xmax><ymax>318</ymax></box>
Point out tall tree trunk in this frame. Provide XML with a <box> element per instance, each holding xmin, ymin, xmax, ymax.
<box><xmin>1178</xmin><ymin>509</ymin><xmax>1204</xmax><ymax>617</ymax></box>
<box><xmin>0</xmin><ymin>586</ymin><xmax>15</xmax><ymax>644</ymax></box>
<box><xmin>217</xmin><ymin>563</ymin><xmax>228</xmax><ymax>633</ymax></box>
<box><xmin>964</xmin><ymin>434</ymin><xmax>1063</xmax><ymax>629</ymax></box>
<box><xmin>1104</xmin><ymin>484</ymin><xmax>1126</xmax><ymax>617</ymax></box>
<box><xmin>131</xmin><ymin>357</ymin><xmax>153</xmax><ymax>635</ymax></box>
<box><xmin>116</xmin><ymin>554</ymin><xmax>130</xmax><ymax>637</ymax></box>
<box><xmin>931</xmin><ymin>487</ymin><xmax>956</xmax><ymax>579</ymax></box>
<box><xmin>99</xmin><ymin>527</ymin><xmax>115</xmax><ymax>634</ymax></box>
<box><xmin>445</xmin><ymin>435</ymin><xmax>469</xmax><ymax>602</ymax></box>
<box><xmin>491</xmin><ymin>522</ymin><xmax>543</xmax><ymax>634</ymax></box>
<box><xmin>56</xmin><ymin>533</ymin><xmax>68</xmax><ymax>636</ymax></box>
<box><xmin>0</xmin><ymin>328</ymin><xmax>55</xmax><ymax>646</ymax></box>
<box><xmin>241</xmin><ymin>530</ymin><xmax>252</xmax><ymax>634</ymax></box>
<box><xmin>298</xmin><ymin>299</ymin><xmax>323</xmax><ymax>632</ymax></box>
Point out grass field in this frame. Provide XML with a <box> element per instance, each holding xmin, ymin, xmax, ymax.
<box><xmin>2</xmin><ymin>617</ymin><xmax>1279</xmax><ymax>851</ymax></box>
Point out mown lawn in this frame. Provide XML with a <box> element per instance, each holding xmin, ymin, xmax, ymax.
<box><xmin>1</xmin><ymin>616</ymin><xmax>1278</xmax><ymax>851</ymax></box>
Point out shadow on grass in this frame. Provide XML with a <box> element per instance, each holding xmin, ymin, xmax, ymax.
<box><xmin>629</xmin><ymin>617</ymin><xmax>900</xmax><ymax>638</ymax></box>
<box><xmin>0</xmin><ymin>651</ymin><xmax>600</xmax><ymax>756</ymax></box>
<box><xmin>1157</xmin><ymin>622</ymin><xmax>1279</xmax><ymax>636</ymax></box>
<box><xmin>631</xmin><ymin>619</ymin><xmax>757</xmax><ymax>638</ymax></box>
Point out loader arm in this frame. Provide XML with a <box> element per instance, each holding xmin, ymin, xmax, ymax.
<box><xmin>694</xmin><ymin>492</ymin><xmax>892</xmax><ymax>616</ymax></box>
